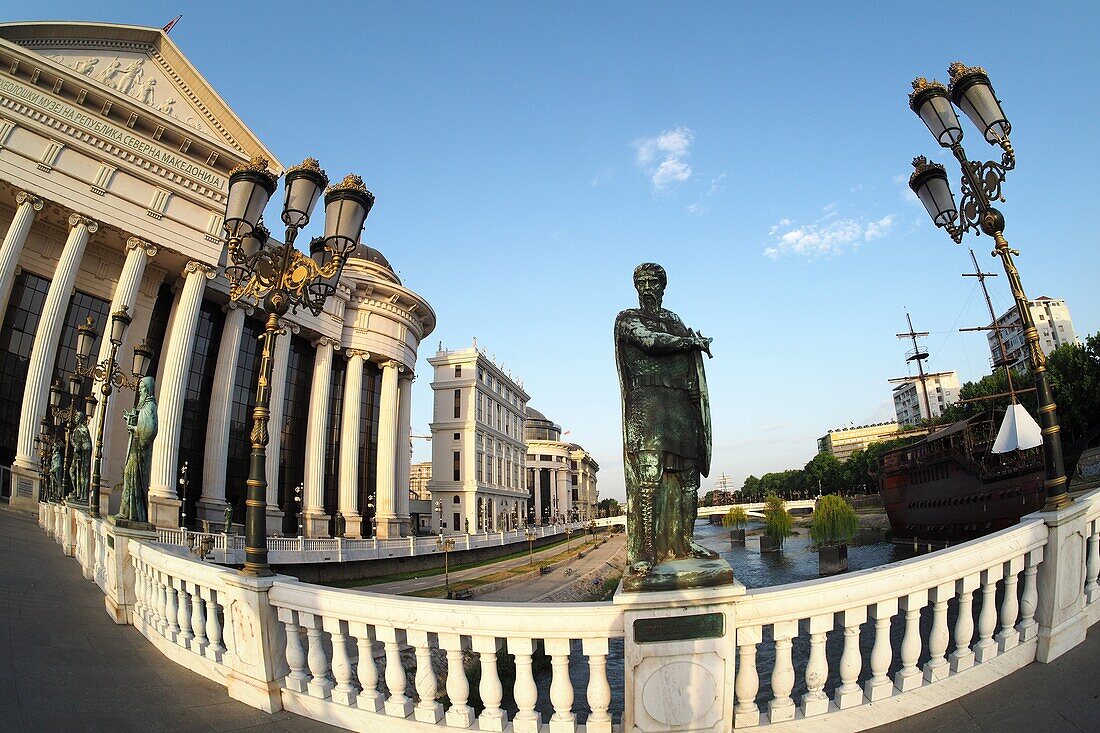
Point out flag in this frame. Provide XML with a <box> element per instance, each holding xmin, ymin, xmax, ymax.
<box><xmin>162</xmin><ymin>15</ymin><xmax>182</xmax><ymax>34</ymax></box>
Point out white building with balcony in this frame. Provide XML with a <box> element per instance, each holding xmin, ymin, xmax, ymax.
<box><xmin>988</xmin><ymin>297</ymin><xmax>1081</xmax><ymax>371</ymax></box>
<box><xmin>892</xmin><ymin>370</ymin><xmax>960</xmax><ymax>427</ymax></box>
<box><xmin>426</xmin><ymin>344</ymin><xmax>529</xmax><ymax>534</ymax></box>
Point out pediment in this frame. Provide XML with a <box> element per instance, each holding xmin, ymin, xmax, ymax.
<box><xmin>0</xmin><ymin>21</ymin><xmax>279</xmax><ymax>167</ymax></box>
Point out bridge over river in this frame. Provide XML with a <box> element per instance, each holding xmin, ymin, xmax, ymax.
<box><xmin>20</xmin><ymin>489</ymin><xmax>1100</xmax><ymax>732</ymax></box>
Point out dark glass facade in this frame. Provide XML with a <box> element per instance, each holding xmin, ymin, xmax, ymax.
<box><xmin>360</xmin><ymin>361</ymin><xmax>381</xmax><ymax>532</ymax></box>
<box><xmin>224</xmin><ymin>317</ymin><xmax>263</xmax><ymax>518</ymax></box>
<box><xmin>176</xmin><ymin>301</ymin><xmax>225</xmax><ymax>526</ymax></box>
<box><xmin>324</xmin><ymin>355</ymin><xmax>345</xmax><ymax>535</ymax></box>
<box><xmin>279</xmin><ymin>334</ymin><xmax>314</xmax><ymax>534</ymax></box>
<box><xmin>142</xmin><ymin>284</ymin><xmax>175</xmax><ymax>380</ymax></box>
<box><xmin>0</xmin><ymin>270</ymin><xmax>51</xmax><ymax>465</ymax></box>
<box><xmin>52</xmin><ymin>289</ymin><xmax>111</xmax><ymax>409</ymax></box>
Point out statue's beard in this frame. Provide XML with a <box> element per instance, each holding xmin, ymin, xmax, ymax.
<box><xmin>640</xmin><ymin>293</ymin><xmax>661</xmax><ymax>312</ymax></box>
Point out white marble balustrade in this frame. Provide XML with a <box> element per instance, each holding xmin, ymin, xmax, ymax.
<box><xmin>268</xmin><ymin>581</ymin><xmax>623</xmax><ymax>732</ymax></box>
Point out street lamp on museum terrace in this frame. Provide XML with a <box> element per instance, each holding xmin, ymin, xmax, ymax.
<box><xmin>221</xmin><ymin>155</ymin><xmax>374</xmax><ymax>576</ymax></box>
<box><xmin>906</xmin><ymin>62</ymin><xmax>1068</xmax><ymax>511</ymax></box>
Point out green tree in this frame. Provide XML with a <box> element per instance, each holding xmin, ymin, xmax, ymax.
<box><xmin>804</xmin><ymin>452</ymin><xmax>845</xmax><ymax>495</ymax></box>
<box><xmin>1047</xmin><ymin>335</ymin><xmax>1100</xmax><ymax>448</ymax></box>
<box><xmin>763</xmin><ymin>494</ymin><xmax>793</xmax><ymax>545</ymax></box>
<box><xmin>722</xmin><ymin>506</ymin><xmax>748</xmax><ymax>528</ymax></box>
<box><xmin>740</xmin><ymin>475</ymin><xmax>762</xmax><ymax>502</ymax></box>
<box><xmin>597</xmin><ymin>498</ymin><xmax>621</xmax><ymax>516</ymax></box>
<box><xmin>809</xmin><ymin>494</ymin><xmax>859</xmax><ymax>547</ymax></box>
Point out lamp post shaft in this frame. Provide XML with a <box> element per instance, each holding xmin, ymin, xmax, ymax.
<box><xmin>87</xmin><ymin>342</ymin><xmax>118</xmax><ymax>518</ymax></box>
<box><xmin>242</xmin><ymin>310</ymin><xmax>282</xmax><ymax>576</ymax></box>
<box><xmin>989</xmin><ymin>231</ymin><xmax>1068</xmax><ymax>509</ymax></box>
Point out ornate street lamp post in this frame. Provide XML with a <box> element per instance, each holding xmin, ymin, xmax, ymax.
<box><xmin>525</xmin><ymin>527</ymin><xmax>536</xmax><ymax>566</ymax></box>
<box><xmin>435</xmin><ymin>497</ymin><xmax>444</xmax><ymax>534</ymax></box>
<box><xmin>221</xmin><ymin>156</ymin><xmax>374</xmax><ymax>576</ymax></box>
<box><xmin>33</xmin><ymin>420</ymin><xmax>54</xmax><ymax>501</ymax></box>
<box><xmin>437</xmin><ymin>532</ymin><xmax>456</xmax><ymax>598</ymax></box>
<box><xmin>907</xmin><ymin>62</ymin><xmax>1069</xmax><ymax>511</ymax></box>
<box><xmin>72</xmin><ymin>308</ymin><xmax>156</xmax><ymax>518</ymax></box>
<box><xmin>50</xmin><ymin>374</ymin><xmax>85</xmax><ymax>502</ymax></box>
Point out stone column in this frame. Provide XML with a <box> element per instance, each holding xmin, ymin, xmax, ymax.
<box><xmin>338</xmin><ymin>350</ymin><xmax>367</xmax><ymax>538</ymax></box>
<box><xmin>374</xmin><ymin>359</ymin><xmax>403</xmax><ymax>538</ymax></box>
<box><xmin>12</xmin><ymin>214</ymin><xmax>97</xmax><ymax>505</ymax></box>
<box><xmin>148</xmin><ymin>261</ymin><xmax>215</xmax><ymax>527</ymax></box>
<box><xmin>0</xmin><ymin>191</ymin><xmax>44</xmax><ymax>320</ymax></box>
<box><xmin>198</xmin><ymin>303</ymin><xmax>247</xmax><ymax>522</ymax></box>
<box><xmin>557</xmin><ymin>468</ymin><xmax>570</xmax><ymax>522</ymax></box>
<box><xmin>395</xmin><ymin>371</ymin><xmax>415</xmax><ymax>535</ymax></box>
<box><xmin>533</xmin><ymin>468</ymin><xmax>543</xmax><ymax>525</ymax></box>
<box><xmin>264</xmin><ymin>325</ymin><xmax>292</xmax><ymax>534</ymax></box>
<box><xmin>90</xmin><ymin>237</ymin><xmax>157</xmax><ymax>510</ymax></box>
<box><xmin>302</xmin><ymin>337</ymin><xmax>335</xmax><ymax>537</ymax></box>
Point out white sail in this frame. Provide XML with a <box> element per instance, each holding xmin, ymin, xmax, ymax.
<box><xmin>991</xmin><ymin>403</ymin><xmax>1043</xmax><ymax>453</ymax></box>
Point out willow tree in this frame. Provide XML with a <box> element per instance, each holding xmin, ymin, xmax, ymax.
<box><xmin>722</xmin><ymin>505</ymin><xmax>748</xmax><ymax>529</ymax></box>
<box><xmin>763</xmin><ymin>494</ymin><xmax>793</xmax><ymax>545</ymax></box>
<box><xmin>810</xmin><ymin>494</ymin><xmax>859</xmax><ymax>548</ymax></box>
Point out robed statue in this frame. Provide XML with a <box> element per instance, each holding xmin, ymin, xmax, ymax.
<box><xmin>50</xmin><ymin>444</ymin><xmax>64</xmax><ymax>501</ymax></box>
<box><xmin>115</xmin><ymin>377</ymin><xmax>158</xmax><ymax>526</ymax></box>
<box><xmin>224</xmin><ymin>501</ymin><xmax>233</xmax><ymax>533</ymax></box>
<box><xmin>68</xmin><ymin>412</ymin><xmax>92</xmax><ymax>502</ymax></box>
<box><xmin>615</xmin><ymin>263</ymin><xmax>733</xmax><ymax>592</ymax></box>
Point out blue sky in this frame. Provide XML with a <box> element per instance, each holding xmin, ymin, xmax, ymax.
<box><xmin>13</xmin><ymin>2</ymin><xmax>1100</xmax><ymax>500</ymax></box>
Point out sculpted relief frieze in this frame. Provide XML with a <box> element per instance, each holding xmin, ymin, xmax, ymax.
<box><xmin>41</xmin><ymin>48</ymin><xmax>215</xmax><ymax>139</ymax></box>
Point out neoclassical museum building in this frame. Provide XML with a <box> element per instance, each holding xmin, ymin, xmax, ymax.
<box><xmin>0</xmin><ymin>21</ymin><xmax>434</xmax><ymax>537</ymax></box>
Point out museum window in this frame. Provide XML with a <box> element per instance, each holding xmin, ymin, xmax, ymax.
<box><xmin>224</xmin><ymin>317</ymin><xmax>264</xmax><ymax>518</ymax></box>
<box><xmin>453</xmin><ymin>450</ymin><xmax>461</xmax><ymax>481</ymax></box>
<box><xmin>141</xmin><ymin>284</ymin><xmax>175</xmax><ymax>379</ymax></box>
<box><xmin>278</xmin><ymin>335</ymin><xmax>315</xmax><ymax>534</ymax></box>
<box><xmin>324</xmin><ymin>354</ymin><xmax>346</xmax><ymax>534</ymax></box>
<box><xmin>454</xmin><ymin>365</ymin><xmax>461</xmax><ymax>377</ymax></box>
<box><xmin>476</xmin><ymin>452</ymin><xmax>484</xmax><ymax>482</ymax></box>
<box><xmin>453</xmin><ymin>388</ymin><xmax>461</xmax><ymax>418</ymax></box>
<box><xmin>0</xmin><ymin>270</ymin><xmax>51</xmax><ymax>463</ymax></box>
<box><xmin>359</xmin><ymin>361</ymin><xmax>382</xmax><ymax>528</ymax></box>
<box><xmin>177</xmin><ymin>301</ymin><xmax>225</xmax><ymax>525</ymax></box>
<box><xmin>52</xmin><ymin>289</ymin><xmax>110</xmax><ymax>407</ymax></box>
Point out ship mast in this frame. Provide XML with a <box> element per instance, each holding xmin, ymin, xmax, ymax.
<box><xmin>958</xmin><ymin>248</ymin><xmax>1033</xmax><ymax>405</ymax></box>
<box><xmin>890</xmin><ymin>312</ymin><xmax>934</xmax><ymax>422</ymax></box>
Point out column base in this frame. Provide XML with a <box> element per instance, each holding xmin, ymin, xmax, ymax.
<box><xmin>9</xmin><ymin>461</ymin><xmax>40</xmax><ymax>511</ymax></box>
<box><xmin>303</xmin><ymin>512</ymin><xmax>330</xmax><ymax>538</ymax></box>
<box><xmin>265</xmin><ymin>507</ymin><xmax>285</xmax><ymax>536</ymax></box>
<box><xmin>197</xmin><ymin>497</ymin><xmax>228</xmax><ymax>525</ymax></box>
<box><xmin>340</xmin><ymin>513</ymin><xmax>363</xmax><ymax>539</ymax></box>
<box><xmin>374</xmin><ymin>516</ymin><xmax>404</xmax><ymax>539</ymax></box>
<box><xmin>148</xmin><ymin>494</ymin><xmax>182</xmax><ymax>528</ymax></box>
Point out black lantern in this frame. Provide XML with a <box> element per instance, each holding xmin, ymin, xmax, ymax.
<box><xmin>909</xmin><ymin>156</ymin><xmax>957</xmax><ymax>227</ymax></box>
<box><xmin>948</xmin><ymin>62</ymin><xmax>1010</xmax><ymax>144</ymax></box>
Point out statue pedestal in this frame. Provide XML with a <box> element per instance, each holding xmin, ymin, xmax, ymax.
<box><xmin>621</xmin><ymin>557</ymin><xmax>735</xmax><ymax>593</ymax></box>
<box><xmin>615</xmin><ymin>580</ymin><xmax>745</xmax><ymax>733</ymax></box>
<box><xmin>108</xmin><ymin>514</ymin><xmax>156</xmax><ymax>533</ymax></box>
<box><xmin>104</xmin><ymin>519</ymin><xmax>157</xmax><ymax>624</ymax></box>
<box><xmin>148</xmin><ymin>493</ymin><xmax>181</xmax><ymax>528</ymax></box>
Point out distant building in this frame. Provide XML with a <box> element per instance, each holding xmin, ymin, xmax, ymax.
<box><xmin>988</xmin><ymin>297</ymin><xmax>1080</xmax><ymax>371</ymax></box>
<box><xmin>410</xmin><ymin>461</ymin><xmax>432</xmax><ymax>501</ymax></box>
<box><xmin>426</xmin><ymin>343</ymin><xmax>529</xmax><ymax>534</ymax></box>
<box><xmin>892</xmin><ymin>371</ymin><xmax>961</xmax><ymax>427</ymax></box>
<box><xmin>524</xmin><ymin>407</ymin><xmax>599</xmax><ymax>523</ymax></box>
<box><xmin>817</xmin><ymin>422</ymin><xmax>903</xmax><ymax>462</ymax></box>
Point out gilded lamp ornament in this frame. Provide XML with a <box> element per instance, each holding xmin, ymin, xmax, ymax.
<box><xmin>221</xmin><ymin>155</ymin><xmax>374</xmax><ymax>576</ymax></box>
<box><xmin>905</xmin><ymin>62</ymin><xmax>1068</xmax><ymax>511</ymax></box>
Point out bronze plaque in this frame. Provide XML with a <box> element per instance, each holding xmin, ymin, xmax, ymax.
<box><xmin>634</xmin><ymin>612</ymin><xmax>724</xmax><ymax>644</ymax></box>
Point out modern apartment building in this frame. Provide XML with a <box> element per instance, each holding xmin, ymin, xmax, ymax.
<box><xmin>892</xmin><ymin>371</ymin><xmax>961</xmax><ymax>427</ymax></box>
<box><xmin>988</xmin><ymin>297</ymin><xmax>1080</xmax><ymax>371</ymax></box>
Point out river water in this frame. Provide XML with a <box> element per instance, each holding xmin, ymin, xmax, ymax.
<box><xmin>524</xmin><ymin>519</ymin><xmax>935</xmax><ymax>724</ymax></box>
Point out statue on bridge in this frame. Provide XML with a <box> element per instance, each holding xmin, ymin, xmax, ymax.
<box><xmin>67</xmin><ymin>412</ymin><xmax>92</xmax><ymax>502</ymax></box>
<box><xmin>615</xmin><ymin>263</ymin><xmax>733</xmax><ymax>592</ymax></box>
<box><xmin>113</xmin><ymin>377</ymin><xmax>158</xmax><ymax>528</ymax></box>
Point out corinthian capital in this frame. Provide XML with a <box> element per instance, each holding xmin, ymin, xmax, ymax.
<box><xmin>126</xmin><ymin>237</ymin><xmax>159</xmax><ymax>258</ymax></box>
<box><xmin>15</xmin><ymin>191</ymin><xmax>44</xmax><ymax>211</ymax></box>
<box><xmin>184</xmin><ymin>260</ymin><xmax>217</xmax><ymax>279</ymax></box>
<box><xmin>67</xmin><ymin>213</ymin><xmax>99</xmax><ymax>234</ymax></box>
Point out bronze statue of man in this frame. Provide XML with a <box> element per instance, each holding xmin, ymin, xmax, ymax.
<box><xmin>115</xmin><ymin>377</ymin><xmax>158</xmax><ymax>526</ymax></box>
<box><xmin>616</xmin><ymin>263</ymin><xmax>730</xmax><ymax>592</ymax></box>
<box><xmin>68</xmin><ymin>412</ymin><xmax>92</xmax><ymax>502</ymax></box>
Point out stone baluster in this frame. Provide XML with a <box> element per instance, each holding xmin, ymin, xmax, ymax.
<box><xmin>440</xmin><ymin>633</ymin><xmax>473</xmax><ymax>727</ymax></box>
<box><xmin>1086</xmin><ymin>520</ymin><xmax>1100</xmax><ymax>603</ymax></box>
<box><xmin>546</xmin><ymin>637</ymin><xmax>576</xmax><ymax>731</ymax></box>
<box><xmin>949</xmin><ymin>574</ymin><xmax>979</xmax><ymax>672</ymax></box>
<box><xmin>834</xmin><ymin>607</ymin><xmax>866</xmax><ymax>709</ymax></box>
<box><xmin>408</xmin><ymin>629</ymin><xmax>443</xmax><ymax>723</ymax></box>
<box><xmin>508</xmin><ymin>638</ymin><xmax>540</xmax><ymax>733</ymax></box>
<box><xmin>350</xmin><ymin>622</ymin><xmax>383</xmax><ymax>712</ymax></box>
<box><xmin>176</xmin><ymin>583</ymin><xmax>194</xmax><ymax>647</ymax></box>
<box><xmin>277</xmin><ymin>608</ymin><xmax>310</xmax><ymax>693</ymax></box>
<box><xmin>379</xmin><ymin>626</ymin><xmax>412</xmax><ymax>717</ymax></box>
<box><xmin>148</xmin><ymin>567</ymin><xmax>161</xmax><ymax>627</ymax></box>
<box><xmin>582</xmin><ymin>636</ymin><xmax>613</xmax><ymax>733</ymax></box>
<box><xmin>204</xmin><ymin>591</ymin><xmax>226</xmax><ymax>660</ymax></box>
<box><xmin>769</xmin><ymin>620</ymin><xmax>797</xmax><ymax>722</ymax></box>
<box><xmin>473</xmin><ymin>635</ymin><xmax>505</xmax><ymax>731</ymax></box>
<box><xmin>998</xmin><ymin>556</ymin><xmax>1024</xmax><ymax>652</ymax></box>
<box><xmin>325</xmin><ymin>618</ymin><xmax>356</xmax><ymax>706</ymax></box>
<box><xmin>865</xmin><ymin>599</ymin><xmax>897</xmax><ymax>701</ymax></box>
<box><xmin>895</xmin><ymin>590</ymin><xmax>927</xmax><ymax>691</ymax></box>
<box><xmin>189</xmin><ymin>583</ymin><xmax>208</xmax><ymax>653</ymax></box>
<box><xmin>302</xmin><ymin>613</ymin><xmax>334</xmax><ymax>699</ymax></box>
<box><xmin>801</xmin><ymin>614</ymin><xmax>831</xmax><ymax>717</ymax></box>
<box><xmin>164</xmin><ymin>575</ymin><xmax>179</xmax><ymax>641</ymax></box>
<box><xmin>1017</xmin><ymin>548</ymin><xmax>1042</xmax><ymax>641</ymax></box>
<box><xmin>924</xmin><ymin>582</ymin><xmax>953</xmax><ymax>682</ymax></box>
<box><xmin>132</xmin><ymin>560</ymin><xmax>145</xmax><ymax>620</ymax></box>
<box><xmin>971</xmin><ymin>567</ymin><xmax>999</xmax><ymax>663</ymax></box>
<box><xmin>734</xmin><ymin>625</ymin><xmax>761</xmax><ymax>727</ymax></box>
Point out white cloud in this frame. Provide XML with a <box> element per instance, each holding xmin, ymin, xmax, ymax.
<box><xmin>705</xmin><ymin>172</ymin><xmax>727</xmax><ymax>196</ymax></box>
<box><xmin>590</xmin><ymin>168</ymin><xmax>615</xmax><ymax>187</ymax></box>
<box><xmin>633</xmin><ymin>127</ymin><xmax>695</xmax><ymax>190</ymax></box>
<box><xmin>686</xmin><ymin>202</ymin><xmax>708</xmax><ymax>215</ymax></box>
<box><xmin>763</xmin><ymin>212</ymin><xmax>896</xmax><ymax>260</ymax></box>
